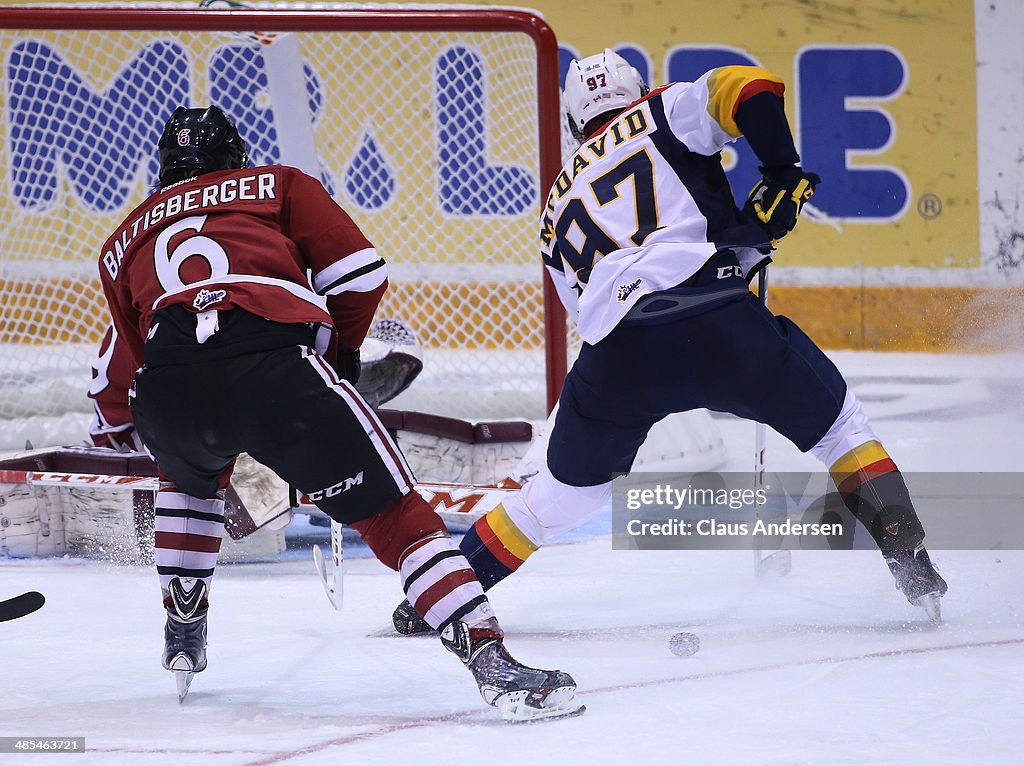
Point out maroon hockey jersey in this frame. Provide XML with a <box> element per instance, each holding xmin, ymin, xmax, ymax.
<box><xmin>98</xmin><ymin>165</ymin><xmax>387</xmax><ymax>370</ymax></box>
<box><xmin>87</xmin><ymin>324</ymin><xmax>137</xmax><ymax>447</ymax></box>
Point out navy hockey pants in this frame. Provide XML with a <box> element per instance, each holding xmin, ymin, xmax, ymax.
<box><xmin>548</xmin><ymin>292</ymin><xmax>848</xmax><ymax>487</ymax></box>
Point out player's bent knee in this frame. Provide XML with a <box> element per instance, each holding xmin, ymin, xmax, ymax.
<box><xmin>349</xmin><ymin>491</ymin><xmax>448</xmax><ymax>570</ymax></box>
<box><xmin>810</xmin><ymin>389</ymin><xmax>879</xmax><ymax>467</ymax></box>
<box><xmin>513</xmin><ymin>465</ymin><xmax>611</xmax><ymax>545</ymax></box>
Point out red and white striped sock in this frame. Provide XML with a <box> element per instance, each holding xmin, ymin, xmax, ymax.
<box><xmin>399</xmin><ymin>533</ymin><xmax>495</xmax><ymax>630</ymax></box>
<box><xmin>350</xmin><ymin>491</ymin><xmax>496</xmax><ymax>630</ymax></box>
<box><xmin>154</xmin><ymin>485</ymin><xmax>224</xmax><ymax>603</ymax></box>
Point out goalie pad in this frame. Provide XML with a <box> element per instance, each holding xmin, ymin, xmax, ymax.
<box><xmin>0</xmin><ymin>447</ymin><xmax>288</xmax><ymax>561</ymax></box>
<box><xmin>1</xmin><ymin>406</ymin><xmax>728</xmax><ymax>555</ymax></box>
<box><xmin>376</xmin><ymin>410</ymin><xmax>532</xmax><ymax>486</ymax></box>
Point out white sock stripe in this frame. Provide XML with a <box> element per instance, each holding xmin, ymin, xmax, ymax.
<box><xmin>421</xmin><ymin>582</ymin><xmax>489</xmax><ymax>629</ymax></box>
<box><xmin>155</xmin><ymin>549</ymin><xmax>219</xmax><ymax>570</ymax></box>
<box><xmin>458</xmin><ymin>601</ymin><xmax>496</xmax><ymax>629</ymax></box>
<box><xmin>299</xmin><ymin>348</ymin><xmax>414</xmax><ymax>493</ymax></box>
<box><xmin>398</xmin><ymin>536</ymin><xmax>460</xmax><ymax>579</ymax></box>
<box><xmin>403</xmin><ymin>557</ymin><xmax>475</xmax><ymax>608</ymax></box>
<box><xmin>154</xmin><ymin>515</ymin><xmax>225</xmax><ymax>539</ymax></box>
<box><xmin>155</xmin><ymin>491</ymin><xmax>225</xmax><ymax>515</ymax></box>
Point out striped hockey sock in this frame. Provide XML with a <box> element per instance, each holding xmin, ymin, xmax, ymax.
<box><xmin>459</xmin><ymin>503</ymin><xmax>540</xmax><ymax>590</ymax></box>
<box><xmin>829</xmin><ymin>440</ymin><xmax>924</xmax><ymax>551</ymax></box>
<box><xmin>154</xmin><ymin>486</ymin><xmax>224</xmax><ymax>604</ymax></box>
<box><xmin>399</xmin><ymin>533</ymin><xmax>495</xmax><ymax>630</ymax></box>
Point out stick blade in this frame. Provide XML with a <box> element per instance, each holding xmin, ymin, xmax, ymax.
<box><xmin>0</xmin><ymin>591</ymin><xmax>45</xmax><ymax>622</ymax></box>
<box><xmin>312</xmin><ymin>544</ymin><xmax>341</xmax><ymax>610</ymax></box>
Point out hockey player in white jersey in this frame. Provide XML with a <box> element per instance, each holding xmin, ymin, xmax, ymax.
<box><xmin>393</xmin><ymin>49</ymin><xmax>946</xmax><ymax>635</ymax></box>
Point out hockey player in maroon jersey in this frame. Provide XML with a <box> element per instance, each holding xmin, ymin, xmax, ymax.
<box><xmin>97</xmin><ymin>104</ymin><xmax>582</xmax><ymax>719</ymax></box>
<box><xmin>392</xmin><ymin>50</ymin><xmax>947</xmax><ymax>635</ymax></box>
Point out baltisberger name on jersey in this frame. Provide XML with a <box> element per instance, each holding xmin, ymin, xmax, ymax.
<box><xmin>102</xmin><ymin>171</ymin><xmax>277</xmax><ymax>280</ymax></box>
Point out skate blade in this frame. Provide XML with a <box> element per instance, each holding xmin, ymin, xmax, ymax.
<box><xmin>175</xmin><ymin>670</ymin><xmax>195</xmax><ymax>703</ymax></box>
<box><xmin>915</xmin><ymin>593</ymin><xmax>942</xmax><ymax>626</ymax></box>
<box><xmin>756</xmin><ymin>549</ymin><xmax>792</xmax><ymax>579</ymax></box>
<box><xmin>495</xmin><ymin>686</ymin><xmax>586</xmax><ymax>723</ymax></box>
<box><xmin>168</xmin><ymin>653</ymin><xmax>197</xmax><ymax>703</ymax></box>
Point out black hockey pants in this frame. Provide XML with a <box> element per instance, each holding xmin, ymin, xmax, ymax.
<box><xmin>131</xmin><ymin>306</ymin><xmax>412</xmax><ymax>523</ymax></box>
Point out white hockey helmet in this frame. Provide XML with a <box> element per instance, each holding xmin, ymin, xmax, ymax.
<box><xmin>564</xmin><ymin>48</ymin><xmax>649</xmax><ymax>142</ymax></box>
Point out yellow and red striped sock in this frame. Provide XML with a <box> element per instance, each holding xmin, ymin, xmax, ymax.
<box><xmin>459</xmin><ymin>503</ymin><xmax>539</xmax><ymax>590</ymax></box>
<box><xmin>829</xmin><ymin>440</ymin><xmax>923</xmax><ymax>549</ymax></box>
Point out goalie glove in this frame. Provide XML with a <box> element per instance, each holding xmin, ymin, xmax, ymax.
<box><xmin>354</xmin><ymin>318</ymin><xmax>424</xmax><ymax>408</ymax></box>
<box><xmin>743</xmin><ymin>165</ymin><xmax>821</xmax><ymax>242</ymax></box>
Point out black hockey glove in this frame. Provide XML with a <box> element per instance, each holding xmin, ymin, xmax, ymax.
<box><xmin>743</xmin><ymin>165</ymin><xmax>820</xmax><ymax>242</ymax></box>
<box><xmin>334</xmin><ymin>346</ymin><xmax>361</xmax><ymax>385</ymax></box>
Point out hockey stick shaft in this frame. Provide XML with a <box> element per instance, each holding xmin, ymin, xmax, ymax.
<box><xmin>7</xmin><ymin>454</ymin><xmax>521</xmax><ymax>522</ymax></box>
<box><xmin>310</xmin><ymin>482</ymin><xmax>520</xmax><ymax>609</ymax></box>
<box><xmin>0</xmin><ymin>468</ymin><xmax>159</xmax><ymax>490</ymax></box>
<box><xmin>752</xmin><ymin>265</ymin><xmax>793</xmax><ymax>578</ymax></box>
<box><xmin>753</xmin><ymin>266</ymin><xmax>769</xmax><ymax>573</ymax></box>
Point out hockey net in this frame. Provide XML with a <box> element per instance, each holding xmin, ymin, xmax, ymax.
<box><xmin>0</xmin><ymin>2</ymin><xmax>566</xmax><ymax>450</ymax></box>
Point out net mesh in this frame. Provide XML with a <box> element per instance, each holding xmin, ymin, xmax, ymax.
<box><xmin>0</xmin><ymin>3</ymin><xmax>557</xmax><ymax>448</ymax></box>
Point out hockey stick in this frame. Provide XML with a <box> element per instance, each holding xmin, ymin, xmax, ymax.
<box><xmin>310</xmin><ymin>481</ymin><xmax>523</xmax><ymax>610</ymax></box>
<box><xmin>297</xmin><ymin>485</ymin><xmax>344</xmax><ymax>611</ymax></box>
<box><xmin>752</xmin><ymin>265</ymin><xmax>792</xmax><ymax>579</ymax></box>
<box><xmin>0</xmin><ymin>591</ymin><xmax>45</xmax><ymax>622</ymax></box>
<box><xmin>0</xmin><ymin>467</ymin><xmax>159</xmax><ymax>490</ymax></box>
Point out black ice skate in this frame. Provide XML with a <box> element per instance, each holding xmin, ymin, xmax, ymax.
<box><xmin>883</xmin><ymin>544</ymin><xmax>947</xmax><ymax>625</ymax></box>
<box><xmin>392</xmin><ymin>598</ymin><xmax>435</xmax><ymax>636</ymax></box>
<box><xmin>441</xmin><ymin>618</ymin><xmax>584</xmax><ymax>722</ymax></box>
<box><xmin>162</xmin><ymin>577</ymin><xmax>209</xmax><ymax>702</ymax></box>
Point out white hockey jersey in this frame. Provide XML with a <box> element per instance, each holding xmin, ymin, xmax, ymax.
<box><xmin>541</xmin><ymin>66</ymin><xmax>787</xmax><ymax>343</ymax></box>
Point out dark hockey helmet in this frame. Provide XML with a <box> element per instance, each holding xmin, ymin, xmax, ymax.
<box><xmin>158</xmin><ymin>105</ymin><xmax>249</xmax><ymax>187</ymax></box>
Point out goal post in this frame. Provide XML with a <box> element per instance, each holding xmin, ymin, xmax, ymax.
<box><xmin>0</xmin><ymin>3</ymin><xmax>566</xmax><ymax>449</ymax></box>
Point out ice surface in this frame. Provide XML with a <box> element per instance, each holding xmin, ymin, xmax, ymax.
<box><xmin>1</xmin><ymin>351</ymin><xmax>1022</xmax><ymax>764</ymax></box>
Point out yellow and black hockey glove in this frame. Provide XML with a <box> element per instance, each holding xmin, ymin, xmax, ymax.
<box><xmin>743</xmin><ymin>165</ymin><xmax>820</xmax><ymax>243</ymax></box>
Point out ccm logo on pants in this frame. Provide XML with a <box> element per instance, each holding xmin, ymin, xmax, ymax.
<box><xmin>307</xmin><ymin>472</ymin><xmax>365</xmax><ymax>502</ymax></box>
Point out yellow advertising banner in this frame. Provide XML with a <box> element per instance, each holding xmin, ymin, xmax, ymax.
<box><xmin>518</xmin><ymin>0</ymin><xmax>1018</xmax><ymax>350</ymax></box>
<box><xmin>529</xmin><ymin>0</ymin><xmax>979</xmax><ymax>271</ymax></box>
<box><xmin>1</xmin><ymin>0</ymin><xmax>1016</xmax><ymax>354</ymax></box>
